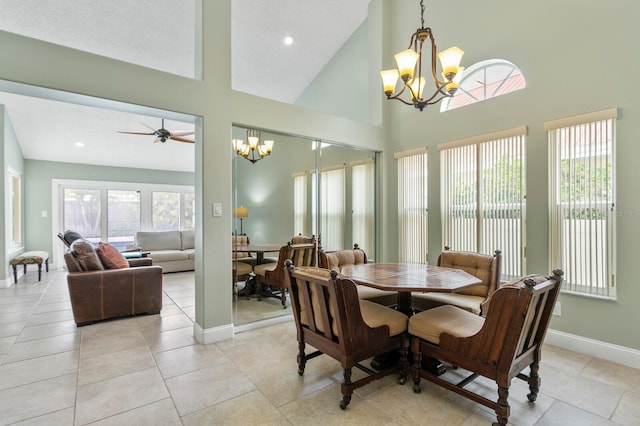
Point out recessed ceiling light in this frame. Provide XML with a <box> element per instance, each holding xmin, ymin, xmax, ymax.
<box><xmin>284</xmin><ymin>36</ymin><xmax>293</xmax><ymax>46</ymax></box>
<box><xmin>75</xmin><ymin>142</ymin><xmax>85</xmax><ymax>147</ymax></box>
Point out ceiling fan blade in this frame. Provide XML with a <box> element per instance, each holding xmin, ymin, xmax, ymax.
<box><xmin>118</xmin><ymin>131</ymin><xmax>155</xmax><ymax>136</ymax></box>
<box><xmin>169</xmin><ymin>130</ymin><xmax>196</xmax><ymax>137</ymax></box>
<box><xmin>141</xmin><ymin>122</ymin><xmax>158</xmax><ymax>132</ymax></box>
<box><xmin>170</xmin><ymin>135</ymin><xmax>195</xmax><ymax>143</ymax></box>
<box><xmin>152</xmin><ymin>137</ymin><xmax>163</xmax><ymax>144</ymax></box>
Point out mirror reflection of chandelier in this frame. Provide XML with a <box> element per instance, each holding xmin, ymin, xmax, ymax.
<box><xmin>380</xmin><ymin>0</ymin><xmax>465</xmax><ymax>111</ymax></box>
<box><xmin>232</xmin><ymin>129</ymin><xmax>274</xmax><ymax>164</ymax></box>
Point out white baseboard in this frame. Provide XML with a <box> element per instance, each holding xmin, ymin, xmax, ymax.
<box><xmin>233</xmin><ymin>314</ymin><xmax>293</xmax><ymax>334</ymax></box>
<box><xmin>546</xmin><ymin>328</ymin><xmax>640</xmax><ymax>370</ymax></box>
<box><xmin>192</xmin><ymin>315</ymin><xmax>292</xmax><ymax>344</ymax></box>
<box><xmin>193</xmin><ymin>321</ymin><xmax>234</xmax><ymax>344</ymax></box>
<box><xmin>0</xmin><ymin>278</ymin><xmax>12</xmax><ymax>289</ymax></box>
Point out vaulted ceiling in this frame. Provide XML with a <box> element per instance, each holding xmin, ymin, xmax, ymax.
<box><xmin>0</xmin><ymin>0</ymin><xmax>370</xmax><ymax>172</ymax></box>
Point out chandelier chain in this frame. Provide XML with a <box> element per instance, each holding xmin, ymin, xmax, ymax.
<box><xmin>420</xmin><ymin>0</ymin><xmax>425</xmax><ymax>29</ymax></box>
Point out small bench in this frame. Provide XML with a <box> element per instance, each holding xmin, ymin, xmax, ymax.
<box><xmin>10</xmin><ymin>251</ymin><xmax>49</xmax><ymax>284</ymax></box>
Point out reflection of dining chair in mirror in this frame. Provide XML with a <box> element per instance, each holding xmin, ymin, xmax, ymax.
<box><xmin>232</xmin><ymin>260</ymin><xmax>253</xmax><ymax>294</ymax></box>
<box><xmin>232</xmin><ymin>234</ymin><xmax>256</xmax><ymax>267</ymax></box>
<box><xmin>234</xmin><ymin>206</ymin><xmax>249</xmax><ymax>235</ymax></box>
<box><xmin>264</xmin><ymin>234</ymin><xmax>317</xmax><ymax>263</ymax></box>
<box><xmin>254</xmin><ymin>242</ymin><xmax>316</xmax><ymax>307</ymax></box>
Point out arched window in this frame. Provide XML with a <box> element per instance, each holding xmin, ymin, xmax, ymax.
<box><xmin>441</xmin><ymin>59</ymin><xmax>526</xmax><ymax>112</ymax></box>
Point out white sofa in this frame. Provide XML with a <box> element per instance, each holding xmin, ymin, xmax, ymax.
<box><xmin>135</xmin><ymin>230</ymin><xmax>195</xmax><ymax>273</ymax></box>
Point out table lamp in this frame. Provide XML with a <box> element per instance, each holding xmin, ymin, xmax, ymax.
<box><xmin>234</xmin><ymin>206</ymin><xmax>249</xmax><ymax>234</ymax></box>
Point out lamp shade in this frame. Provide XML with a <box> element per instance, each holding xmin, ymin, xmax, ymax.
<box><xmin>234</xmin><ymin>207</ymin><xmax>249</xmax><ymax>218</ymax></box>
<box><xmin>394</xmin><ymin>49</ymin><xmax>419</xmax><ymax>80</ymax></box>
<box><xmin>437</xmin><ymin>46</ymin><xmax>464</xmax><ymax>79</ymax></box>
<box><xmin>408</xmin><ymin>77</ymin><xmax>426</xmax><ymax>100</ymax></box>
<box><xmin>380</xmin><ymin>69</ymin><xmax>400</xmax><ymax>94</ymax></box>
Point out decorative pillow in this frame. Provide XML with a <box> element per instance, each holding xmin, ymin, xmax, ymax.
<box><xmin>70</xmin><ymin>239</ymin><xmax>104</xmax><ymax>271</ymax></box>
<box><xmin>96</xmin><ymin>242</ymin><xmax>129</xmax><ymax>269</ymax></box>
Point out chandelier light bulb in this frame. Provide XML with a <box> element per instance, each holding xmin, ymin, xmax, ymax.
<box><xmin>379</xmin><ymin>0</ymin><xmax>465</xmax><ymax>111</ymax></box>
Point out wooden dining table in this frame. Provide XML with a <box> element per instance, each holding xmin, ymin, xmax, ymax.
<box><xmin>233</xmin><ymin>243</ymin><xmax>283</xmax><ymax>265</ymax></box>
<box><xmin>346</xmin><ymin>262</ymin><xmax>482</xmax><ymax>373</ymax></box>
<box><xmin>233</xmin><ymin>243</ymin><xmax>283</xmax><ymax>298</ymax></box>
<box><xmin>345</xmin><ymin>263</ymin><xmax>482</xmax><ymax>316</ymax></box>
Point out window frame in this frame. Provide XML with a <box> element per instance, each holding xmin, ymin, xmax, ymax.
<box><xmin>395</xmin><ymin>147</ymin><xmax>428</xmax><ymax>264</ymax></box>
<box><xmin>439</xmin><ymin>127</ymin><xmax>527</xmax><ymax>279</ymax></box>
<box><xmin>441</xmin><ymin>59</ymin><xmax>526</xmax><ymax>112</ymax></box>
<box><xmin>52</xmin><ymin>179</ymin><xmax>194</xmax><ymax>266</ymax></box>
<box><xmin>547</xmin><ymin>108</ymin><xmax>617</xmax><ymax>299</ymax></box>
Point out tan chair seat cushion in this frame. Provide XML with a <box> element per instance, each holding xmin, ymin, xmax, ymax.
<box><xmin>413</xmin><ymin>292</ymin><xmax>486</xmax><ymax>315</ymax></box>
<box><xmin>236</xmin><ymin>257</ymin><xmax>257</xmax><ymax>267</ymax></box>
<box><xmin>254</xmin><ymin>262</ymin><xmax>277</xmax><ymax>277</ymax></box>
<box><xmin>359</xmin><ymin>300</ymin><xmax>408</xmax><ymax>337</ymax></box>
<box><xmin>233</xmin><ymin>261</ymin><xmax>253</xmax><ymax>276</ymax></box>
<box><xmin>409</xmin><ymin>305</ymin><xmax>485</xmax><ymax>345</ymax></box>
<box><xmin>355</xmin><ymin>284</ymin><xmax>396</xmax><ymax>300</ymax></box>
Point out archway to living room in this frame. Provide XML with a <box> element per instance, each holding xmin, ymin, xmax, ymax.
<box><xmin>0</xmin><ymin>81</ymin><xmax>200</xmax><ymax>324</ymax></box>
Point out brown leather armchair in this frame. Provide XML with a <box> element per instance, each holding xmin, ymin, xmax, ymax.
<box><xmin>64</xmin><ymin>242</ymin><xmax>163</xmax><ymax>326</ymax></box>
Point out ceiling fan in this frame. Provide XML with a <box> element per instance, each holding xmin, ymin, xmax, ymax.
<box><xmin>118</xmin><ymin>119</ymin><xmax>195</xmax><ymax>144</ymax></box>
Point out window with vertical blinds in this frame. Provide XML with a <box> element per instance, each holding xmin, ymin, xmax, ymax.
<box><xmin>319</xmin><ymin>165</ymin><xmax>345</xmax><ymax>251</ymax></box>
<box><xmin>547</xmin><ymin>108</ymin><xmax>617</xmax><ymax>298</ymax></box>
<box><xmin>440</xmin><ymin>127</ymin><xmax>527</xmax><ymax>279</ymax></box>
<box><xmin>395</xmin><ymin>148</ymin><xmax>428</xmax><ymax>263</ymax></box>
<box><xmin>351</xmin><ymin>159</ymin><xmax>375</xmax><ymax>259</ymax></box>
<box><xmin>293</xmin><ymin>173</ymin><xmax>307</xmax><ymax>236</ymax></box>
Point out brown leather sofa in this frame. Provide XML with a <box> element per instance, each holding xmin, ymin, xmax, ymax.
<box><xmin>64</xmin><ymin>241</ymin><xmax>163</xmax><ymax>326</ymax></box>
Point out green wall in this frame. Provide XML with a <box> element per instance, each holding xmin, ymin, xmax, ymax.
<box><xmin>295</xmin><ymin>20</ymin><xmax>370</xmax><ymax>124</ymax></box>
<box><xmin>3</xmin><ymin>0</ymin><xmax>639</xmax><ymax>352</ymax></box>
<box><xmin>23</xmin><ymin>159</ymin><xmax>194</xmax><ymax>264</ymax></box>
<box><xmin>1</xmin><ymin>105</ymin><xmax>25</xmax><ymax>283</ymax></box>
<box><xmin>375</xmin><ymin>0</ymin><xmax>640</xmax><ymax>349</ymax></box>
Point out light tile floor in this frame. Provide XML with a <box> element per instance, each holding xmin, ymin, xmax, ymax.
<box><xmin>1</xmin><ymin>270</ymin><xmax>639</xmax><ymax>425</ymax></box>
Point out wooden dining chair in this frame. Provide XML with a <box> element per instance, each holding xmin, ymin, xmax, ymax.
<box><xmin>232</xmin><ymin>234</ymin><xmax>256</xmax><ymax>267</ymax></box>
<box><xmin>412</xmin><ymin>247</ymin><xmax>502</xmax><ymax>314</ymax></box>
<box><xmin>263</xmin><ymin>234</ymin><xmax>318</xmax><ymax>263</ymax></box>
<box><xmin>254</xmin><ymin>242</ymin><xmax>316</xmax><ymax>307</ymax></box>
<box><xmin>409</xmin><ymin>270</ymin><xmax>563</xmax><ymax>426</ymax></box>
<box><xmin>318</xmin><ymin>244</ymin><xmax>396</xmax><ymax>306</ymax></box>
<box><xmin>284</xmin><ymin>261</ymin><xmax>409</xmax><ymax>409</ymax></box>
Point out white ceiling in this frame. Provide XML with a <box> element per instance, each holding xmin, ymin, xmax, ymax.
<box><xmin>0</xmin><ymin>0</ymin><xmax>370</xmax><ymax>172</ymax></box>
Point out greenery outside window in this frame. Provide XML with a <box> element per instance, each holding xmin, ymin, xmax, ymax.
<box><xmin>547</xmin><ymin>109</ymin><xmax>617</xmax><ymax>298</ymax></box>
<box><xmin>440</xmin><ymin>127</ymin><xmax>527</xmax><ymax>279</ymax></box>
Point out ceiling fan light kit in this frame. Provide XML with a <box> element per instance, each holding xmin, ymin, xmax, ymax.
<box><xmin>118</xmin><ymin>119</ymin><xmax>195</xmax><ymax>144</ymax></box>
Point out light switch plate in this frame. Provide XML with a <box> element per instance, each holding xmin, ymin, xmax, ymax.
<box><xmin>213</xmin><ymin>203</ymin><xmax>222</xmax><ymax>217</ymax></box>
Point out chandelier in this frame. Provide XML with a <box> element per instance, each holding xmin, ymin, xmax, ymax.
<box><xmin>380</xmin><ymin>0</ymin><xmax>465</xmax><ymax>111</ymax></box>
<box><xmin>232</xmin><ymin>129</ymin><xmax>274</xmax><ymax>164</ymax></box>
